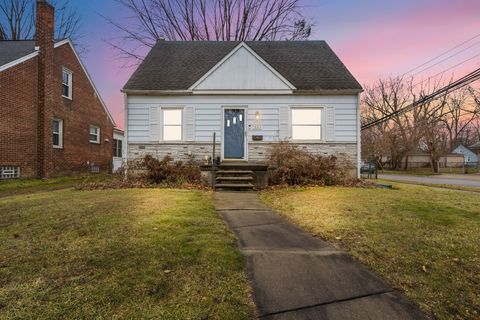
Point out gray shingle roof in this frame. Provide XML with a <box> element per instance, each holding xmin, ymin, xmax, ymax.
<box><xmin>0</xmin><ymin>41</ymin><xmax>36</xmax><ymax>67</ymax></box>
<box><xmin>123</xmin><ymin>41</ymin><xmax>362</xmax><ymax>92</ymax></box>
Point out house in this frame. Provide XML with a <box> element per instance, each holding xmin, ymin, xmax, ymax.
<box><xmin>0</xmin><ymin>1</ymin><xmax>116</xmax><ymax>179</ymax></box>
<box><xmin>113</xmin><ymin>129</ymin><xmax>125</xmax><ymax>173</ymax></box>
<box><xmin>452</xmin><ymin>144</ymin><xmax>479</xmax><ymax>165</ymax></box>
<box><xmin>123</xmin><ymin>41</ymin><xmax>362</xmax><ymax>187</ymax></box>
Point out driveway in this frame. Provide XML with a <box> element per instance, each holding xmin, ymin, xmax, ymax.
<box><xmin>379</xmin><ymin>173</ymin><xmax>480</xmax><ymax>188</ymax></box>
<box><xmin>213</xmin><ymin>192</ymin><xmax>427</xmax><ymax>320</ymax></box>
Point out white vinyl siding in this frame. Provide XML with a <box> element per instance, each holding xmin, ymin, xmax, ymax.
<box><xmin>127</xmin><ymin>95</ymin><xmax>358</xmax><ymax>144</ymax></box>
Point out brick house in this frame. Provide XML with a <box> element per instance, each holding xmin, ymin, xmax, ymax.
<box><xmin>0</xmin><ymin>1</ymin><xmax>116</xmax><ymax>179</ymax></box>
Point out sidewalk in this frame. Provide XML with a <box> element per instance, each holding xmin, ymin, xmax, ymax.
<box><xmin>213</xmin><ymin>192</ymin><xmax>428</xmax><ymax>320</ymax></box>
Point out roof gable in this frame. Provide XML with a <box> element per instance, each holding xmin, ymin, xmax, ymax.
<box><xmin>190</xmin><ymin>42</ymin><xmax>295</xmax><ymax>92</ymax></box>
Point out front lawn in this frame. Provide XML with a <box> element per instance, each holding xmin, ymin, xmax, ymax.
<box><xmin>0</xmin><ymin>188</ymin><xmax>253</xmax><ymax>319</ymax></box>
<box><xmin>261</xmin><ymin>183</ymin><xmax>480</xmax><ymax>320</ymax></box>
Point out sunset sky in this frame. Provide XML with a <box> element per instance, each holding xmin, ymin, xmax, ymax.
<box><xmin>70</xmin><ymin>0</ymin><xmax>480</xmax><ymax>129</ymax></box>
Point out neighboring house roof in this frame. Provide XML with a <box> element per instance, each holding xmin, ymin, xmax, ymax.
<box><xmin>123</xmin><ymin>41</ymin><xmax>363</xmax><ymax>93</ymax></box>
<box><xmin>470</xmin><ymin>142</ymin><xmax>480</xmax><ymax>150</ymax></box>
<box><xmin>0</xmin><ymin>39</ymin><xmax>116</xmax><ymax>126</ymax></box>
<box><xmin>0</xmin><ymin>41</ymin><xmax>37</xmax><ymax>66</ymax></box>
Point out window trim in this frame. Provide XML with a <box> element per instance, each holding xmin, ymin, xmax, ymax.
<box><xmin>89</xmin><ymin>125</ymin><xmax>101</xmax><ymax>144</ymax></box>
<box><xmin>161</xmin><ymin>107</ymin><xmax>183</xmax><ymax>142</ymax></box>
<box><xmin>62</xmin><ymin>67</ymin><xmax>73</xmax><ymax>100</ymax></box>
<box><xmin>290</xmin><ymin>107</ymin><xmax>325</xmax><ymax>142</ymax></box>
<box><xmin>52</xmin><ymin>118</ymin><xmax>63</xmax><ymax>149</ymax></box>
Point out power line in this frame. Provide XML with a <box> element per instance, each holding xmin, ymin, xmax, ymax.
<box><xmin>362</xmin><ymin>67</ymin><xmax>480</xmax><ymax>130</ymax></box>
<box><xmin>409</xmin><ymin>40</ymin><xmax>480</xmax><ymax>78</ymax></box>
<box><xmin>412</xmin><ymin>52</ymin><xmax>480</xmax><ymax>88</ymax></box>
<box><xmin>401</xmin><ymin>32</ymin><xmax>480</xmax><ymax>77</ymax></box>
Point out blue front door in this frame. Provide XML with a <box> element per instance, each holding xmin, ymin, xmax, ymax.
<box><xmin>224</xmin><ymin>109</ymin><xmax>245</xmax><ymax>159</ymax></box>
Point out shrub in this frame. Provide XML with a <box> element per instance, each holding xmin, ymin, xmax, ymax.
<box><xmin>267</xmin><ymin>141</ymin><xmax>351</xmax><ymax>186</ymax></box>
<box><xmin>143</xmin><ymin>155</ymin><xmax>201</xmax><ymax>185</ymax></box>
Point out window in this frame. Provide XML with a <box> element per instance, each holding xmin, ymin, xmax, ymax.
<box><xmin>89</xmin><ymin>125</ymin><xmax>100</xmax><ymax>144</ymax></box>
<box><xmin>291</xmin><ymin>108</ymin><xmax>322</xmax><ymax>140</ymax></box>
<box><xmin>0</xmin><ymin>167</ymin><xmax>20</xmax><ymax>179</ymax></box>
<box><xmin>113</xmin><ymin>139</ymin><xmax>123</xmax><ymax>158</ymax></box>
<box><xmin>163</xmin><ymin>109</ymin><xmax>182</xmax><ymax>141</ymax></box>
<box><xmin>62</xmin><ymin>68</ymin><xmax>73</xmax><ymax>99</ymax></box>
<box><xmin>52</xmin><ymin>119</ymin><xmax>63</xmax><ymax>148</ymax></box>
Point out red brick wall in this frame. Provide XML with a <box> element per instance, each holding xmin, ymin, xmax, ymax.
<box><xmin>0</xmin><ymin>58</ymin><xmax>39</xmax><ymax>178</ymax></box>
<box><xmin>51</xmin><ymin>44</ymin><xmax>114</xmax><ymax>176</ymax></box>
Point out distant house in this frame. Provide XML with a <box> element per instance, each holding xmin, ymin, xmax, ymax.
<box><xmin>0</xmin><ymin>1</ymin><xmax>116</xmax><ymax>179</ymax></box>
<box><xmin>452</xmin><ymin>145</ymin><xmax>478</xmax><ymax>164</ymax></box>
<box><xmin>122</xmin><ymin>40</ymin><xmax>363</xmax><ymax>187</ymax></box>
<box><xmin>401</xmin><ymin>151</ymin><xmax>464</xmax><ymax>169</ymax></box>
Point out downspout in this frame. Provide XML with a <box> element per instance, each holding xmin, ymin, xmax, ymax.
<box><xmin>123</xmin><ymin>92</ymin><xmax>128</xmax><ymax>180</ymax></box>
<box><xmin>357</xmin><ymin>93</ymin><xmax>361</xmax><ymax>178</ymax></box>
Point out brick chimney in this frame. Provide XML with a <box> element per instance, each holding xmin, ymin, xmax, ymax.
<box><xmin>36</xmin><ymin>0</ymin><xmax>55</xmax><ymax>178</ymax></box>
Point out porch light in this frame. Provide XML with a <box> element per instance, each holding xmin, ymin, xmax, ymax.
<box><xmin>255</xmin><ymin>111</ymin><xmax>261</xmax><ymax>120</ymax></box>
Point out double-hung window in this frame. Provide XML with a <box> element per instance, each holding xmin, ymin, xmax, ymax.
<box><xmin>89</xmin><ymin>125</ymin><xmax>100</xmax><ymax>144</ymax></box>
<box><xmin>291</xmin><ymin>108</ymin><xmax>323</xmax><ymax>140</ymax></box>
<box><xmin>52</xmin><ymin>119</ymin><xmax>63</xmax><ymax>148</ymax></box>
<box><xmin>113</xmin><ymin>139</ymin><xmax>123</xmax><ymax>158</ymax></box>
<box><xmin>62</xmin><ymin>68</ymin><xmax>73</xmax><ymax>99</ymax></box>
<box><xmin>163</xmin><ymin>109</ymin><xmax>182</xmax><ymax>141</ymax></box>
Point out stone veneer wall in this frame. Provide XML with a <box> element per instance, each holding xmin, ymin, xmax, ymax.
<box><xmin>128</xmin><ymin>142</ymin><xmax>358</xmax><ymax>167</ymax></box>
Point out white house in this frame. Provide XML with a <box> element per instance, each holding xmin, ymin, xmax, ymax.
<box><xmin>123</xmin><ymin>41</ymin><xmax>362</xmax><ymax>187</ymax></box>
<box><xmin>452</xmin><ymin>144</ymin><xmax>479</xmax><ymax>164</ymax></box>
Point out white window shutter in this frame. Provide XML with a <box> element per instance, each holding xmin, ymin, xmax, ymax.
<box><xmin>326</xmin><ymin>106</ymin><xmax>335</xmax><ymax>141</ymax></box>
<box><xmin>184</xmin><ymin>106</ymin><xmax>195</xmax><ymax>141</ymax></box>
<box><xmin>149</xmin><ymin>106</ymin><xmax>160</xmax><ymax>142</ymax></box>
<box><xmin>279</xmin><ymin>106</ymin><xmax>290</xmax><ymax>141</ymax></box>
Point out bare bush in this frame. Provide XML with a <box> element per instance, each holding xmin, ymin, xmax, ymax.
<box><xmin>143</xmin><ymin>155</ymin><xmax>201</xmax><ymax>185</ymax></box>
<box><xmin>267</xmin><ymin>142</ymin><xmax>352</xmax><ymax>186</ymax></box>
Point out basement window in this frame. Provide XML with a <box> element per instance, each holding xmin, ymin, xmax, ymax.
<box><xmin>291</xmin><ymin>108</ymin><xmax>323</xmax><ymax>140</ymax></box>
<box><xmin>62</xmin><ymin>68</ymin><xmax>73</xmax><ymax>99</ymax></box>
<box><xmin>0</xmin><ymin>167</ymin><xmax>20</xmax><ymax>179</ymax></box>
<box><xmin>89</xmin><ymin>125</ymin><xmax>100</xmax><ymax>144</ymax></box>
<box><xmin>52</xmin><ymin>119</ymin><xmax>63</xmax><ymax>148</ymax></box>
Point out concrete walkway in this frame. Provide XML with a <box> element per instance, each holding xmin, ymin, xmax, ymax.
<box><xmin>213</xmin><ymin>192</ymin><xmax>428</xmax><ymax>320</ymax></box>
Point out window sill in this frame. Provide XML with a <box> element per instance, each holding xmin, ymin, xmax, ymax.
<box><xmin>62</xmin><ymin>95</ymin><xmax>73</xmax><ymax>100</ymax></box>
<box><xmin>53</xmin><ymin>145</ymin><xmax>63</xmax><ymax>149</ymax></box>
<box><xmin>89</xmin><ymin>141</ymin><xmax>100</xmax><ymax>144</ymax></box>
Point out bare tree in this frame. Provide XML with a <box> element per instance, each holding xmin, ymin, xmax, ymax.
<box><xmin>0</xmin><ymin>0</ymin><xmax>82</xmax><ymax>43</ymax></box>
<box><xmin>440</xmin><ymin>87</ymin><xmax>480</xmax><ymax>149</ymax></box>
<box><xmin>105</xmin><ymin>0</ymin><xmax>313</xmax><ymax>62</ymax></box>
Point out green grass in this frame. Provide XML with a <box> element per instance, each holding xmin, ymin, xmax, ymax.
<box><xmin>0</xmin><ymin>188</ymin><xmax>254</xmax><ymax>319</ymax></box>
<box><xmin>261</xmin><ymin>183</ymin><xmax>480</xmax><ymax>320</ymax></box>
<box><xmin>0</xmin><ymin>175</ymin><xmax>117</xmax><ymax>198</ymax></box>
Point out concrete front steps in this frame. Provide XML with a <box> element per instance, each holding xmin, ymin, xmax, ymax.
<box><xmin>215</xmin><ymin>169</ymin><xmax>254</xmax><ymax>191</ymax></box>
